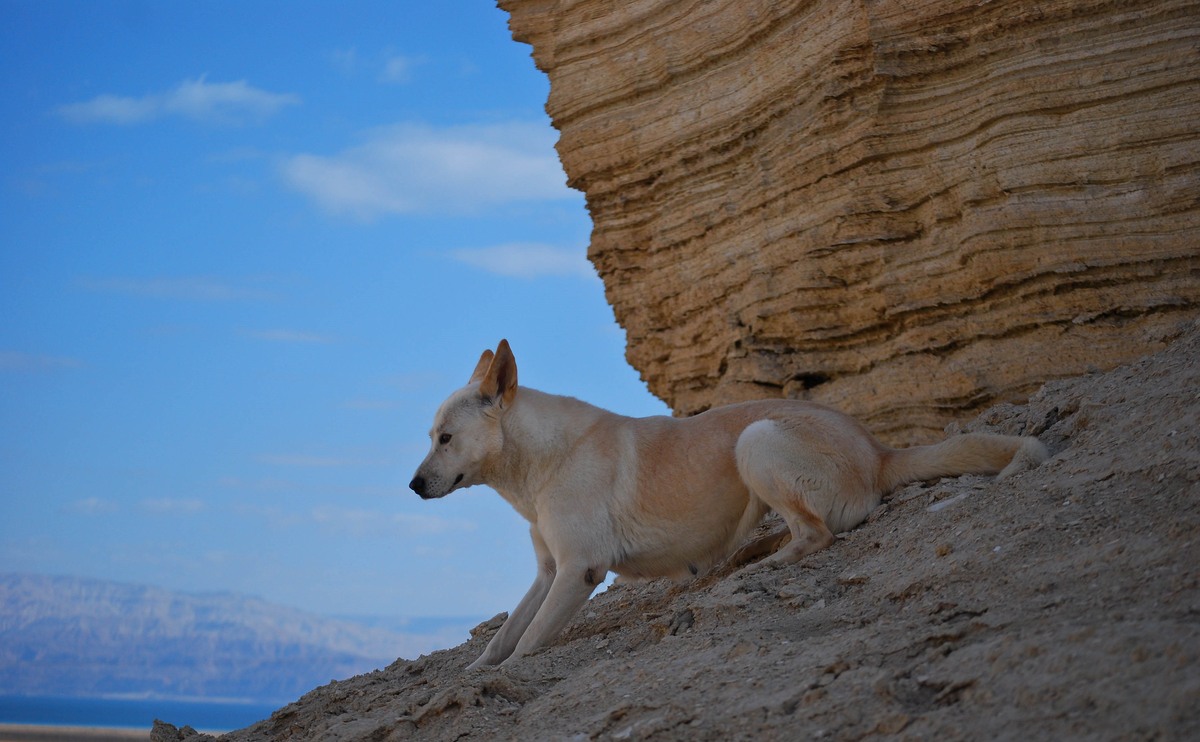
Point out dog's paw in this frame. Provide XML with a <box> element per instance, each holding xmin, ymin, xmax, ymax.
<box><xmin>728</xmin><ymin>527</ymin><xmax>792</xmax><ymax>569</ymax></box>
<box><xmin>998</xmin><ymin>437</ymin><xmax>1050</xmax><ymax>480</ymax></box>
<box><xmin>465</xmin><ymin>654</ymin><xmax>500</xmax><ymax>672</ymax></box>
<box><xmin>732</xmin><ymin>557</ymin><xmax>777</xmax><ymax>580</ymax></box>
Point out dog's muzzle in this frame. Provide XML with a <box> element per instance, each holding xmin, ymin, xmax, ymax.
<box><xmin>409</xmin><ymin>475</ymin><xmax>429</xmax><ymax>499</ymax></box>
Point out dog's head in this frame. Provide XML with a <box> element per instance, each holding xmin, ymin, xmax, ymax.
<box><xmin>408</xmin><ymin>339</ymin><xmax>518</xmax><ymax>499</ymax></box>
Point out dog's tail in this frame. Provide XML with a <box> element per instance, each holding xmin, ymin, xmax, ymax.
<box><xmin>879</xmin><ymin>433</ymin><xmax>1048</xmax><ymax>492</ymax></box>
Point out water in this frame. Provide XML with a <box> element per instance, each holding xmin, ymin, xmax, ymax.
<box><xmin>0</xmin><ymin>695</ymin><xmax>280</xmax><ymax>732</ymax></box>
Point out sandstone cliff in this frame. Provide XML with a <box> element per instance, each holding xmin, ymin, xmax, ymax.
<box><xmin>501</xmin><ymin>0</ymin><xmax>1200</xmax><ymax>443</ymax></box>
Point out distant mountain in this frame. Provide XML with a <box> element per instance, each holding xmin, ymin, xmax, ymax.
<box><xmin>0</xmin><ymin>573</ymin><xmax>479</xmax><ymax>703</ymax></box>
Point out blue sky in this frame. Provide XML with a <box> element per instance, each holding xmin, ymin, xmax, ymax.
<box><xmin>0</xmin><ymin>1</ymin><xmax>670</xmax><ymax>620</ymax></box>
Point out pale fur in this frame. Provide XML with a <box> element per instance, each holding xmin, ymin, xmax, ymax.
<box><xmin>409</xmin><ymin>340</ymin><xmax>1049</xmax><ymax>669</ymax></box>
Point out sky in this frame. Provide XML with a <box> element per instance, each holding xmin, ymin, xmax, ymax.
<box><xmin>0</xmin><ymin>0</ymin><xmax>671</xmax><ymax>621</ymax></box>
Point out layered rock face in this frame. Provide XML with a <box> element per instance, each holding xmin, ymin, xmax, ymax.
<box><xmin>500</xmin><ymin>0</ymin><xmax>1200</xmax><ymax>443</ymax></box>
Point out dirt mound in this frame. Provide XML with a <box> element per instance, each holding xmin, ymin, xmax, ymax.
<box><xmin>209</xmin><ymin>318</ymin><xmax>1199</xmax><ymax>741</ymax></box>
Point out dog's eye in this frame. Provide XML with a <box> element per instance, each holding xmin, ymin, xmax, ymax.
<box><xmin>439</xmin><ymin>433</ymin><xmax>452</xmax><ymax>445</ymax></box>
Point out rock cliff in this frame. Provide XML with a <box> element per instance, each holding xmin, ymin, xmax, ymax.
<box><xmin>501</xmin><ymin>0</ymin><xmax>1200</xmax><ymax>443</ymax></box>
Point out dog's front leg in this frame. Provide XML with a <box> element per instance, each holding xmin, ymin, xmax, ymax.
<box><xmin>467</xmin><ymin>526</ymin><xmax>554</xmax><ymax>670</ymax></box>
<box><xmin>501</xmin><ymin>561</ymin><xmax>605</xmax><ymax>665</ymax></box>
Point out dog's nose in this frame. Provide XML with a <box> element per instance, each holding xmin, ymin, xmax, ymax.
<box><xmin>409</xmin><ymin>475</ymin><xmax>427</xmax><ymax>497</ymax></box>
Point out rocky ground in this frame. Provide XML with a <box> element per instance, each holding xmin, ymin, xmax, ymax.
<box><xmin>173</xmin><ymin>318</ymin><xmax>1200</xmax><ymax>741</ymax></box>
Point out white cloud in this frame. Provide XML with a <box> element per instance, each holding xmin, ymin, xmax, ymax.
<box><xmin>78</xmin><ymin>276</ymin><xmax>280</xmax><ymax>302</ymax></box>
<box><xmin>449</xmin><ymin>243</ymin><xmax>597</xmax><ymax>280</ymax></box>
<box><xmin>376</xmin><ymin>371</ymin><xmax>443</xmax><ymax>391</ymax></box>
<box><xmin>0</xmin><ymin>352</ymin><xmax>84</xmax><ymax>372</ymax></box>
<box><xmin>379</xmin><ymin>55</ymin><xmax>415</xmax><ymax>84</ymax></box>
<box><xmin>238</xmin><ymin>329</ymin><xmax>339</xmax><ymax>343</ymax></box>
<box><xmin>8</xmin><ymin>178</ymin><xmax>55</xmax><ymax>198</ymax></box>
<box><xmin>217</xmin><ymin>476</ymin><xmax>297</xmax><ymax>491</ymax></box>
<box><xmin>56</xmin><ymin>75</ymin><xmax>300</xmax><ymax>125</ymax></box>
<box><xmin>58</xmin><ymin>95</ymin><xmax>157</xmax><ymax>125</ymax></box>
<box><xmin>256</xmin><ymin>453</ymin><xmax>391</xmax><ymax>467</ymax></box>
<box><xmin>311</xmin><ymin>506</ymin><xmax>475</xmax><ymax>538</ymax></box>
<box><xmin>37</xmin><ymin>159</ymin><xmax>113</xmax><ymax>175</ymax></box>
<box><xmin>141</xmin><ymin>498</ymin><xmax>206</xmax><ymax>514</ymax></box>
<box><xmin>206</xmin><ymin>146</ymin><xmax>265</xmax><ymax>164</ymax></box>
<box><xmin>218</xmin><ymin>475</ymin><xmax>411</xmax><ymax>497</ymax></box>
<box><xmin>231</xmin><ymin>503</ymin><xmax>305</xmax><ymax>530</ymax></box>
<box><xmin>144</xmin><ymin>325</ymin><xmax>202</xmax><ymax>338</ymax></box>
<box><xmin>338</xmin><ymin>398</ymin><xmax>399</xmax><ymax>410</ymax></box>
<box><xmin>280</xmin><ymin>121</ymin><xmax>578</xmax><ymax>219</ymax></box>
<box><xmin>329</xmin><ymin>47</ymin><xmax>422</xmax><ymax>83</ymax></box>
<box><xmin>64</xmin><ymin>498</ymin><xmax>118</xmax><ymax>515</ymax></box>
<box><xmin>329</xmin><ymin>47</ymin><xmax>359</xmax><ymax>74</ymax></box>
<box><xmin>229</xmin><ymin>503</ymin><xmax>473</xmax><ymax>538</ymax></box>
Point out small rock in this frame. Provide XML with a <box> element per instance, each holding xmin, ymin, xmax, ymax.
<box><xmin>470</xmin><ymin>612</ymin><xmax>508</xmax><ymax>638</ymax></box>
<box><xmin>874</xmin><ymin>715</ymin><xmax>911</xmax><ymax>734</ymax></box>
<box><xmin>150</xmin><ymin>721</ymin><xmax>180</xmax><ymax>742</ymax></box>
<box><xmin>150</xmin><ymin>721</ymin><xmax>217</xmax><ymax>742</ymax></box>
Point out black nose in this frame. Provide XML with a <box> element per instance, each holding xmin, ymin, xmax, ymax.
<box><xmin>409</xmin><ymin>475</ymin><xmax>427</xmax><ymax>498</ymax></box>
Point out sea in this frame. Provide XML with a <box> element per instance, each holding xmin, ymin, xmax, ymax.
<box><xmin>0</xmin><ymin>695</ymin><xmax>281</xmax><ymax>733</ymax></box>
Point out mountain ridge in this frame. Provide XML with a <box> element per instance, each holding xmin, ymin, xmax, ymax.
<box><xmin>0</xmin><ymin>573</ymin><xmax>477</xmax><ymax>703</ymax></box>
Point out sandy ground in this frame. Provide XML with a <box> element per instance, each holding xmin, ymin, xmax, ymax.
<box><xmin>190</xmin><ymin>317</ymin><xmax>1199</xmax><ymax>742</ymax></box>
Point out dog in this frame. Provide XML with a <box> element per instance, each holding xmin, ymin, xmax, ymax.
<box><xmin>409</xmin><ymin>340</ymin><xmax>1048</xmax><ymax>668</ymax></box>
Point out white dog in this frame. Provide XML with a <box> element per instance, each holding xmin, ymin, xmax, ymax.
<box><xmin>410</xmin><ymin>340</ymin><xmax>1047</xmax><ymax>668</ymax></box>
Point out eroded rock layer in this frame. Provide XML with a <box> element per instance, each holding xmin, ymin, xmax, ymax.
<box><xmin>501</xmin><ymin>0</ymin><xmax>1200</xmax><ymax>443</ymax></box>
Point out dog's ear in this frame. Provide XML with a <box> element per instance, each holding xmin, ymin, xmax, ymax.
<box><xmin>468</xmin><ymin>349</ymin><xmax>494</xmax><ymax>384</ymax></box>
<box><xmin>479</xmin><ymin>339</ymin><xmax>518</xmax><ymax>407</ymax></box>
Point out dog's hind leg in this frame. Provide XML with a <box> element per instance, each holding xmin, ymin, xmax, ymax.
<box><xmin>747</xmin><ymin>505</ymin><xmax>834</xmax><ymax>572</ymax></box>
<box><xmin>733</xmin><ymin>420</ymin><xmax>836</xmax><ymax>575</ymax></box>
<box><xmin>727</xmin><ymin>526</ymin><xmax>792</xmax><ymax>569</ymax></box>
<box><xmin>467</xmin><ymin>525</ymin><xmax>555</xmax><ymax>669</ymax></box>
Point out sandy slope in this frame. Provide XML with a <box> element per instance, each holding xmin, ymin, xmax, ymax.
<box><xmin>191</xmin><ymin>317</ymin><xmax>1199</xmax><ymax>742</ymax></box>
